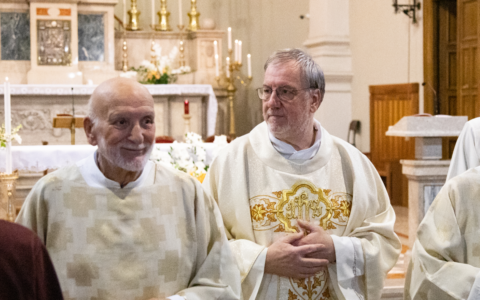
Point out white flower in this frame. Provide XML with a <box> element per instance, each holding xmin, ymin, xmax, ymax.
<box><xmin>12</xmin><ymin>134</ymin><xmax>22</xmax><ymax>144</ymax></box>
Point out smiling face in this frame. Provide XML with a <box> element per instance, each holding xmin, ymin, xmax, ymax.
<box><xmin>86</xmin><ymin>78</ymin><xmax>155</xmax><ymax>172</ymax></box>
<box><xmin>262</xmin><ymin>61</ymin><xmax>318</xmax><ymax>140</ymax></box>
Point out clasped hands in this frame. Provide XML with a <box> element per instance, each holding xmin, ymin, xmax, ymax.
<box><xmin>264</xmin><ymin>219</ymin><xmax>336</xmax><ymax>279</ymax></box>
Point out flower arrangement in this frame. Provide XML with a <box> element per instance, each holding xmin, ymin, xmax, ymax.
<box><xmin>0</xmin><ymin>124</ymin><xmax>22</xmax><ymax>148</ymax></box>
<box><xmin>130</xmin><ymin>45</ymin><xmax>192</xmax><ymax>85</ymax></box>
<box><xmin>150</xmin><ymin>132</ymin><xmax>207</xmax><ymax>181</ymax></box>
<box><xmin>150</xmin><ymin>133</ymin><xmax>229</xmax><ymax>183</ymax></box>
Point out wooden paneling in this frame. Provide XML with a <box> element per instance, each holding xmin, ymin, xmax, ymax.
<box><xmin>370</xmin><ymin>83</ymin><xmax>418</xmax><ymax>207</ymax></box>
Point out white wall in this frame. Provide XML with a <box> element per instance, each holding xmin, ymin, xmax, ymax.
<box><xmin>349</xmin><ymin>0</ymin><xmax>424</xmax><ymax>152</ymax></box>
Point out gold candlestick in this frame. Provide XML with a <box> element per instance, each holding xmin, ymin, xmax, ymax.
<box><xmin>156</xmin><ymin>0</ymin><xmax>172</xmax><ymax>31</ymax></box>
<box><xmin>215</xmin><ymin>48</ymin><xmax>253</xmax><ymax>140</ymax></box>
<box><xmin>187</xmin><ymin>0</ymin><xmax>200</xmax><ymax>31</ymax></box>
<box><xmin>122</xmin><ymin>40</ymin><xmax>129</xmax><ymax>72</ymax></box>
<box><xmin>0</xmin><ymin>171</ymin><xmax>19</xmax><ymax>222</ymax></box>
<box><xmin>126</xmin><ymin>0</ymin><xmax>142</xmax><ymax>31</ymax></box>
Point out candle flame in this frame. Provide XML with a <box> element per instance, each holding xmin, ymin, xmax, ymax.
<box><xmin>5</xmin><ymin>77</ymin><xmax>8</xmax><ymax>82</ymax></box>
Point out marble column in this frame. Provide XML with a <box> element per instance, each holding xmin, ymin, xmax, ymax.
<box><xmin>305</xmin><ymin>0</ymin><xmax>353</xmax><ymax>141</ymax></box>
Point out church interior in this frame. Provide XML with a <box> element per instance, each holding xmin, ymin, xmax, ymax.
<box><xmin>0</xmin><ymin>0</ymin><xmax>476</xmax><ymax>299</ymax></box>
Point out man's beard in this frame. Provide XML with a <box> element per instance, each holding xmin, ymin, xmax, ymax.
<box><xmin>97</xmin><ymin>138</ymin><xmax>153</xmax><ymax>172</ymax></box>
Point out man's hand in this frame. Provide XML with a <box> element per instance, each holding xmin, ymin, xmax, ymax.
<box><xmin>295</xmin><ymin>219</ymin><xmax>336</xmax><ymax>263</ymax></box>
<box><xmin>265</xmin><ymin>232</ymin><xmax>329</xmax><ymax>279</ymax></box>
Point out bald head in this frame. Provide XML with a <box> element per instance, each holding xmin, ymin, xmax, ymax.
<box><xmin>84</xmin><ymin>77</ymin><xmax>156</xmax><ymax>174</ymax></box>
<box><xmin>88</xmin><ymin>77</ymin><xmax>154</xmax><ymax>124</ymax></box>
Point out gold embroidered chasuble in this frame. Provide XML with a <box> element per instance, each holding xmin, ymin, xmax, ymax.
<box><xmin>16</xmin><ymin>163</ymin><xmax>241</xmax><ymax>300</ymax></box>
<box><xmin>406</xmin><ymin>167</ymin><xmax>480</xmax><ymax>300</ymax></box>
<box><xmin>203</xmin><ymin>122</ymin><xmax>401</xmax><ymax>300</ymax></box>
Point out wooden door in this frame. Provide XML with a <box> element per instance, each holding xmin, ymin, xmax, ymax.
<box><xmin>438</xmin><ymin>1</ymin><xmax>459</xmax><ymax>157</ymax></box>
<box><xmin>457</xmin><ymin>0</ymin><xmax>479</xmax><ymax>119</ymax></box>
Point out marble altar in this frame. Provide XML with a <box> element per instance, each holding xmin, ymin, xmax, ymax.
<box><xmin>0</xmin><ymin>83</ymin><xmax>225</xmax><ymax>146</ymax></box>
<box><xmin>386</xmin><ymin>115</ymin><xmax>468</xmax><ymax>247</ymax></box>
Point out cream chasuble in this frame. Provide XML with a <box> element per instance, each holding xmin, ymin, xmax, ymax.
<box><xmin>447</xmin><ymin>118</ymin><xmax>480</xmax><ymax>181</ymax></box>
<box><xmin>16</xmin><ymin>156</ymin><xmax>241</xmax><ymax>300</ymax></box>
<box><xmin>406</xmin><ymin>166</ymin><xmax>480</xmax><ymax>300</ymax></box>
<box><xmin>203</xmin><ymin>122</ymin><xmax>401</xmax><ymax>300</ymax></box>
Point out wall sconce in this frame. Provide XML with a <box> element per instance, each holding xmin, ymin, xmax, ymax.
<box><xmin>393</xmin><ymin>0</ymin><xmax>421</xmax><ymax>23</ymax></box>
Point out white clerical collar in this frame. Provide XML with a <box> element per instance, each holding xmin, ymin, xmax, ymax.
<box><xmin>77</xmin><ymin>151</ymin><xmax>154</xmax><ymax>189</ymax></box>
<box><xmin>268</xmin><ymin>119</ymin><xmax>322</xmax><ymax>162</ymax></box>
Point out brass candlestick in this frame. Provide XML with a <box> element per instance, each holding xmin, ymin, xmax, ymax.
<box><xmin>183</xmin><ymin>114</ymin><xmax>192</xmax><ymax>136</ymax></box>
<box><xmin>187</xmin><ymin>0</ymin><xmax>200</xmax><ymax>31</ymax></box>
<box><xmin>122</xmin><ymin>40</ymin><xmax>129</xmax><ymax>72</ymax></box>
<box><xmin>178</xmin><ymin>25</ymin><xmax>186</xmax><ymax>67</ymax></box>
<box><xmin>0</xmin><ymin>171</ymin><xmax>19</xmax><ymax>222</ymax></box>
<box><xmin>126</xmin><ymin>0</ymin><xmax>142</xmax><ymax>31</ymax></box>
<box><xmin>215</xmin><ymin>48</ymin><xmax>253</xmax><ymax>140</ymax></box>
<box><xmin>156</xmin><ymin>0</ymin><xmax>172</xmax><ymax>31</ymax></box>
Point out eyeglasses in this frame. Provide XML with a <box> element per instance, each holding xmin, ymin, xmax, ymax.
<box><xmin>256</xmin><ymin>86</ymin><xmax>313</xmax><ymax>102</ymax></box>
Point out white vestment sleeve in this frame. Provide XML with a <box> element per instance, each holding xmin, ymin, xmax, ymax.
<box><xmin>242</xmin><ymin>248</ymin><xmax>267</xmax><ymax>300</ymax></box>
<box><xmin>468</xmin><ymin>272</ymin><xmax>480</xmax><ymax>300</ymax></box>
<box><xmin>167</xmin><ymin>296</ymin><xmax>185</xmax><ymax>300</ymax></box>
<box><xmin>447</xmin><ymin>118</ymin><xmax>480</xmax><ymax>180</ymax></box>
<box><xmin>328</xmin><ymin>235</ymin><xmax>365</xmax><ymax>300</ymax></box>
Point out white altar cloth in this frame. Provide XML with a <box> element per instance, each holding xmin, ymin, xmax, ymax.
<box><xmin>0</xmin><ymin>84</ymin><xmax>218</xmax><ymax>136</ymax></box>
<box><xmin>0</xmin><ymin>144</ymin><xmax>217</xmax><ymax>173</ymax></box>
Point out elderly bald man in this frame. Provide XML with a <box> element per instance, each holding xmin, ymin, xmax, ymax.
<box><xmin>17</xmin><ymin>78</ymin><xmax>241</xmax><ymax>300</ymax></box>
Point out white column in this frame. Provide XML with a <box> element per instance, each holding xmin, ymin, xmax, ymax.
<box><xmin>304</xmin><ymin>0</ymin><xmax>352</xmax><ymax>141</ymax></box>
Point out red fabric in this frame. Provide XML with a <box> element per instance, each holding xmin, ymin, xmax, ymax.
<box><xmin>0</xmin><ymin>220</ymin><xmax>63</xmax><ymax>300</ymax></box>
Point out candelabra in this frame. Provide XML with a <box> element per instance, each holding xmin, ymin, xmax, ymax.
<box><xmin>178</xmin><ymin>25</ymin><xmax>186</xmax><ymax>67</ymax></box>
<box><xmin>0</xmin><ymin>171</ymin><xmax>18</xmax><ymax>222</ymax></box>
<box><xmin>187</xmin><ymin>0</ymin><xmax>200</xmax><ymax>31</ymax></box>
<box><xmin>156</xmin><ymin>0</ymin><xmax>172</xmax><ymax>31</ymax></box>
<box><xmin>122</xmin><ymin>39</ymin><xmax>129</xmax><ymax>72</ymax></box>
<box><xmin>216</xmin><ymin>49</ymin><xmax>252</xmax><ymax>140</ymax></box>
<box><xmin>126</xmin><ymin>0</ymin><xmax>141</xmax><ymax>31</ymax></box>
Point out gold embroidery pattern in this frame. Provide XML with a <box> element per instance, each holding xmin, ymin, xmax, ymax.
<box><xmin>288</xmin><ymin>270</ymin><xmax>330</xmax><ymax>300</ymax></box>
<box><xmin>249</xmin><ymin>181</ymin><xmax>352</xmax><ymax>233</ymax></box>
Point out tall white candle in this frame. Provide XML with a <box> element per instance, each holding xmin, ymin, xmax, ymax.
<box><xmin>227</xmin><ymin>27</ymin><xmax>232</xmax><ymax>51</ymax></box>
<box><xmin>234</xmin><ymin>40</ymin><xmax>238</xmax><ymax>62</ymax></box>
<box><xmin>226</xmin><ymin>57</ymin><xmax>230</xmax><ymax>78</ymax></box>
<box><xmin>4</xmin><ymin>77</ymin><xmax>12</xmax><ymax>174</ymax></box>
<box><xmin>214</xmin><ymin>40</ymin><xmax>218</xmax><ymax>57</ymax></box>
<box><xmin>215</xmin><ymin>54</ymin><xmax>219</xmax><ymax>77</ymax></box>
<box><xmin>123</xmin><ymin>0</ymin><xmax>127</xmax><ymax>28</ymax></box>
<box><xmin>238</xmin><ymin>41</ymin><xmax>242</xmax><ymax>64</ymax></box>
<box><xmin>152</xmin><ymin>0</ymin><xmax>155</xmax><ymax>28</ymax></box>
<box><xmin>179</xmin><ymin>0</ymin><xmax>183</xmax><ymax>26</ymax></box>
<box><xmin>247</xmin><ymin>54</ymin><xmax>252</xmax><ymax>77</ymax></box>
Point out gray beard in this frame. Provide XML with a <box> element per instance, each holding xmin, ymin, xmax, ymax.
<box><xmin>97</xmin><ymin>138</ymin><xmax>153</xmax><ymax>172</ymax></box>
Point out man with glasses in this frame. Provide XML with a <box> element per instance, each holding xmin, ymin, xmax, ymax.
<box><xmin>203</xmin><ymin>49</ymin><xmax>401</xmax><ymax>300</ymax></box>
